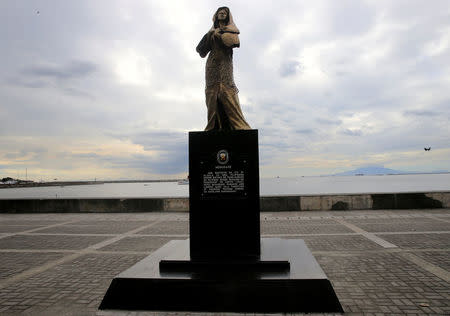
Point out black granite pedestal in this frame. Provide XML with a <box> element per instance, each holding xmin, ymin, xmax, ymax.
<box><xmin>99</xmin><ymin>130</ymin><xmax>343</xmax><ymax>313</ymax></box>
<box><xmin>189</xmin><ymin>130</ymin><xmax>260</xmax><ymax>260</ymax></box>
<box><xmin>99</xmin><ymin>238</ymin><xmax>343</xmax><ymax>313</ymax></box>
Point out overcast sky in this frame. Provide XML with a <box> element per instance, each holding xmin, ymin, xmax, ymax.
<box><xmin>1</xmin><ymin>0</ymin><xmax>449</xmax><ymax>181</ymax></box>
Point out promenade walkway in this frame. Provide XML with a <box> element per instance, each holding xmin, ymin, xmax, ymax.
<box><xmin>0</xmin><ymin>209</ymin><xmax>448</xmax><ymax>315</ymax></box>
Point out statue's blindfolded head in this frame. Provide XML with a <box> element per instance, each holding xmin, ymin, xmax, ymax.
<box><xmin>214</xmin><ymin>7</ymin><xmax>230</xmax><ymax>28</ymax></box>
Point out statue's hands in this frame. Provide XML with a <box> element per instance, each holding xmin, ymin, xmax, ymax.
<box><xmin>213</xmin><ymin>28</ymin><xmax>223</xmax><ymax>37</ymax></box>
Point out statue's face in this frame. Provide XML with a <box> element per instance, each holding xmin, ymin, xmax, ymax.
<box><xmin>217</xmin><ymin>9</ymin><xmax>227</xmax><ymax>21</ymax></box>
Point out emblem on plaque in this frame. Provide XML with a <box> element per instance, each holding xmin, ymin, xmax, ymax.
<box><xmin>217</xmin><ymin>149</ymin><xmax>229</xmax><ymax>165</ymax></box>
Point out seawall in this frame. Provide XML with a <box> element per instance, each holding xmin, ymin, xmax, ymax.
<box><xmin>0</xmin><ymin>191</ymin><xmax>449</xmax><ymax>213</ymax></box>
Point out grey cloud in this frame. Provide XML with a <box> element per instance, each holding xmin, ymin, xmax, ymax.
<box><xmin>1</xmin><ymin>1</ymin><xmax>450</xmax><ymax>178</ymax></box>
<box><xmin>101</xmin><ymin>154</ymin><xmax>187</xmax><ymax>175</ymax></box>
<box><xmin>279</xmin><ymin>60</ymin><xmax>301</xmax><ymax>77</ymax></box>
<box><xmin>4</xmin><ymin>152</ymin><xmax>25</xmax><ymax>160</ymax></box>
<box><xmin>341</xmin><ymin>129</ymin><xmax>363</xmax><ymax>136</ymax></box>
<box><xmin>72</xmin><ymin>153</ymin><xmax>101</xmax><ymax>159</ymax></box>
<box><xmin>133</xmin><ymin>153</ymin><xmax>187</xmax><ymax>175</ymax></box>
<box><xmin>7</xmin><ymin>78</ymin><xmax>47</xmax><ymax>89</ymax></box>
<box><xmin>62</xmin><ymin>87</ymin><xmax>94</xmax><ymax>99</ymax></box>
<box><xmin>109</xmin><ymin>130</ymin><xmax>188</xmax><ymax>175</ymax></box>
<box><xmin>57</xmin><ymin>144</ymin><xmax>187</xmax><ymax>175</ymax></box>
<box><xmin>316</xmin><ymin>118</ymin><xmax>342</xmax><ymax>125</ymax></box>
<box><xmin>22</xmin><ymin>60</ymin><xmax>97</xmax><ymax>80</ymax></box>
<box><xmin>328</xmin><ymin>1</ymin><xmax>376</xmax><ymax>37</ymax></box>
<box><xmin>403</xmin><ymin>110</ymin><xmax>439</xmax><ymax>117</ymax></box>
<box><xmin>129</xmin><ymin>131</ymin><xmax>187</xmax><ymax>152</ymax></box>
<box><xmin>260</xmin><ymin>142</ymin><xmax>291</xmax><ymax>150</ymax></box>
<box><xmin>335</xmin><ymin>71</ymin><xmax>349</xmax><ymax>77</ymax></box>
<box><xmin>3</xmin><ymin>147</ymin><xmax>48</xmax><ymax>160</ymax></box>
<box><xmin>295</xmin><ymin>129</ymin><xmax>314</xmax><ymax>135</ymax></box>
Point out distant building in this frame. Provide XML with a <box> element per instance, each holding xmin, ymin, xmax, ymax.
<box><xmin>1</xmin><ymin>177</ymin><xmax>17</xmax><ymax>185</ymax></box>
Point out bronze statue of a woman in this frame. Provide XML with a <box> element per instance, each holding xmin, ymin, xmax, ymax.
<box><xmin>196</xmin><ymin>7</ymin><xmax>251</xmax><ymax>131</ymax></box>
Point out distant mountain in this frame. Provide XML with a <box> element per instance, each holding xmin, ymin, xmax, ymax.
<box><xmin>334</xmin><ymin>166</ymin><xmax>405</xmax><ymax>176</ymax></box>
<box><xmin>333</xmin><ymin>166</ymin><xmax>449</xmax><ymax>176</ymax></box>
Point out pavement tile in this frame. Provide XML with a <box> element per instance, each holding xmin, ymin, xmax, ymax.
<box><xmin>262</xmin><ymin>218</ymin><xmax>339</xmax><ymax>225</ymax></box>
<box><xmin>0</xmin><ymin>235</ymin><xmax>109</xmax><ymax>250</ymax></box>
<box><xmin>261</xmin><ymin>221</ymin><xmax>353</xmax><ymax>234</ymax></box>
<box><xmin>350</xmin><ymin>222</ymin><xmax>450</xmax><ymax>233</ymax></box>
<box><xmin>379</xmin><ymin>233</ymin><xmax>450</xmax><ymax>249</ymax></box>
<box><xmin>99</xmin><ymin>236</ymin><xmax>184</xmax><ymax>252</ymax></box>
<box><xmin>0</xmin><ymin>252</ymin><xmax>66</xmax><ymax>280</ymax></box>
<box><xmin>0</xmin><ymin>253</ymin><xmax>146</xmax><ymax>314</ymax></box>
<box><xmin>346</xmin><ymin>218</ymin><xmax>441</xmax><ymax>224</ymax></box>
<box><xmin>0</xmin><ymin>225</ymin><xmax>44</xmax><ymax>233</ymax></box>
<box><xmin>0</xmin><ymin>220</ymin><xmax>65</xmax><ymax>226</ymax></box>
<box><xmin>137</xmin><ymin>220</ymin><xmax>189</xmax><ymax>235</ymax></box>
<box><xmin>35</xmin><ymin>224</ymin><xmax>142</xmax><ymax>235</ymax></box>
<box><xmin>0</xmin><ymin>210</ymin><xmax>448</xmax><ymax>315</ymax></box>
<box><xmin>411</xmin><ymin>251</ymin><xmax>450</xmax><ymax>271</ymax></box>
<box><xmin>71</xmin><ymin>220</ymin><xmax>155</xmax><ymax>226</ymax></box>
<box><xmin>316</xmin><ymin>252</ymin><xmax>450</xmax><ymax>314</ymax></box>
<box><xmin>297</xmin><ymin>235</ymin><xmax>382</xmax><ymax>251</ymax></box>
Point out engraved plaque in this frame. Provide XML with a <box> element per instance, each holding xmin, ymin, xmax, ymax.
<box><xmin>203</xmin><ymin>170</ymin><xmax>245</xmax><ymax>194</ymax></box>
<box><xmin>199</xmin><ymin>149</ymin><xmax>248</xmax><ymax>199</ymax></box>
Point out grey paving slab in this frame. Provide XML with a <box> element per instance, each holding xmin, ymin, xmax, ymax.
<box><xmin>379</xmin><ymin>233</ymin><xmax>450</xmax><ymax>249</ymax></box>
<box><xmin>98</xmin><ymin>236</ymin><xmax>185</xmax><ymax>252</ymax></box>
<box><xmin>412</xmin><ymin>251</ymin><xmax>450</xmax><ymax>271</ymax></box>
<box><xmin>0</xmin><ymin>235</ymin><xmax>110</xmax><ymax>250</ymax></box>
<box><xmin>0</xmin><ymin>220</ymin><xmax>66</xmax><ymax>226</ymax></box>
<box><xmin>137</xmin><ymin>220</ymin><xmax>189</xmax><ymax>235</ymax></box>
<box><xmin>0</xmin><ymin>225</ymin><xmax>45</xmax><ymax>233</ymax></box>
<box><xmin>0</xmin><ymin>210</ymin><xmax>448</xmax><ymax>315</ymax></box>
<box><xmin>352</xmin><ymin>222</ymin><xmax>450</xmax><ymax>232</ymax></box>
<box><xmin>261</xmin><ymin>221</ymin><xmax>353</xmax><ymax>234</ymax></box>
<box><xmin>316</xmin><ymin>252</ymin><xmax>450</xmax><ymax>315</ymax></box>
<box><xmin>0</xmin><ymin>252</ymin><xmax>66</xmax><ymax>280</ymax></box>
<box><xmin>297</xmin><ymin>235</ymin><xmax>383</xmax><ymax>251</ymax></box>
<box><xmin>262</xmin><ymin>218</ymin><xmax>339</xmax><ymax>225</ymax></box>
<box><xmin>0</xmin><ymin>253</ymin><xmax>145</xmax><ymax>315</ymax></box>
<box><xmin>346</xmin><ymin>217</ymin><xmax>442</xmax><ymax>224</ymax></box>
<box><xmin>72</xmin><ymin>220</ymin><xmax>155</xmax><ymax>226</ymax></box>
<box><xmin>35</xmin><ymin>224</ymin><xmax>147</xmax><ymax>235</ymax></box>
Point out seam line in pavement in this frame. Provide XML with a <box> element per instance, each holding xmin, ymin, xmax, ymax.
<box><xmin>261</xmin><ymin>233</ymin><xmax>358</xmax><ymax>237</ymax></box>
<box><xmin>0</xmin><ymin>249</ymin><xmax>76</xmax><ymax>253</ymax></box>
<box><xmin>21</xmin><ymin>232</ymin><xmax>117</xmax><ymax>237</ymax></box>
<box><xmin>375</xmin><ymin>231</ymin><xmax>450</xmax><ymax>235</ymax></box>
<box><xmin>261</xmin><ymin>213</ymin><xmax>450</xmax><ymax>220</ymax></box>
<box><xmin>0</xmin><ymin>220</ymin><xmax>80</xmax><ymax>240</ymax></box>
<box><xmin>398</xmin><ymin>252</ymin><xmax>450</xmax><ymax>282</ymax></box>
<box><xmin>333</xmin><ymin>218</ymin><xmax>398</xmax><ymax>248</ymax></box>
<box><xmin>5</xmin><ymin>230</ymin><xmax>448</xmax><ymax>238</ymax></box>
<box><xmin>1</xmin><ymin>247</ymin><xmax>446</xmax><ymax>256</ymax></box>
<box><xmin>312</xmin><ymin>248</ymin><xmax>450</xmax><ymax>256</ymax></box>
<box><xmin>425</xmin><ymin>214</ymin><xmax>450</xmax><ymax>224</ymax></box>
<box><xmin>0</xmin><ymin>219</ymin><xmax>163</xmax><ymax>290</ymax></box>
<box><xmin>86</xmin><ymin>220</ymin><xmax>163</xmax><ymax>250</ymax></box>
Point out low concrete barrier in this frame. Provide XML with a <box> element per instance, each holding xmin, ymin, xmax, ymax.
<box><xmin>0</xmin><ymin>192</ymin><xmax>449</xmax><ymax>213</ymax></box>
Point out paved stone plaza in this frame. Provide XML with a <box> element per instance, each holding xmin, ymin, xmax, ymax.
<box><xmin>0</xmin><ymin>209</ymin><xmax>448</xmax><ymax>315</ymax></box>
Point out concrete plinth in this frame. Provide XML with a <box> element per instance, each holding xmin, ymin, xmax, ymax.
<box><xmin>99</xmin><ymin>238</ymin><xmax>343</xmax><ymax>313</ymax></box>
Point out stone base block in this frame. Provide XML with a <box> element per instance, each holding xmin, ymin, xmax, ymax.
<box><xmin>99</xmin><ymin>238</ymin><xmax>343</xmax><ymax>313</ymax></box>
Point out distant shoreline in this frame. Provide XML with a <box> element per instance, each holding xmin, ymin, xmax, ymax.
<box><xmin>2</xmin><ymin>172</ymin><xmax>450</xmax><ymax>190</ymax></box>
<box><xmin>0</xmin><ymin>179</ymin><xmax>183</xmax><ymax>189</ymax></box>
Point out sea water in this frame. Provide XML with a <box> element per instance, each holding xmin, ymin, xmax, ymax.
<box><xmin>0</xmin><ymin>173</ymin><xmax>449</xmax><ymax>199</ymax></box>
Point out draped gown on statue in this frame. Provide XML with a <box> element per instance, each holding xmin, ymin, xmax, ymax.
<box><xmin>196</xmin><ymin>7</ymin><xmax>251</xmax><ymax>131</ymax></box>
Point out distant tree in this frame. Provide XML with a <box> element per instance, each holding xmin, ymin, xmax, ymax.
<box><xmin>1</xmin><ymin>177</ymin><xmax>14</xmax><ymax>183</ymax></box>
